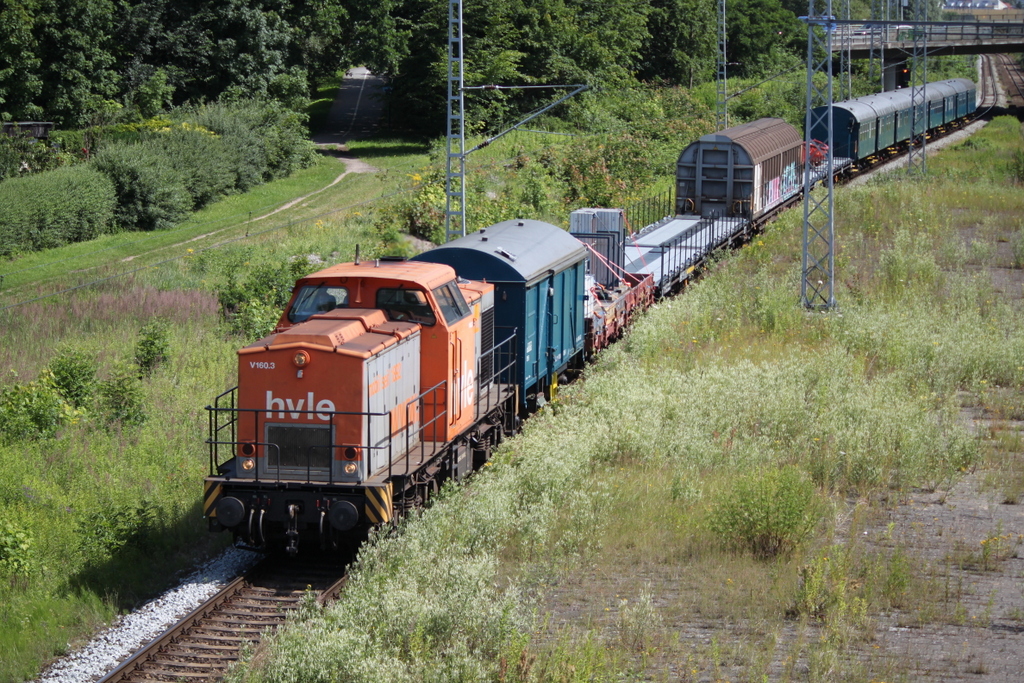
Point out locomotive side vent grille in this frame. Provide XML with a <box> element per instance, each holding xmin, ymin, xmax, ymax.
<box><xmin>266</xmin><ymin>424</ymin><xmax>332</xmax><ymax>471</ymax></box>
<box><xmin>480</xmin><ymin>306</ymin><xmax>495</xmax><ymax>386</ymax></box>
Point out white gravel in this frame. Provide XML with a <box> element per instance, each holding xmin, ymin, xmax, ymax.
<box><xmin>35</xmin><ymin>546</ymin><xmax>260</xmax><ymax>683</ymax></box>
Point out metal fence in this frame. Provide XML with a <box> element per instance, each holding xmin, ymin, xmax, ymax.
<box><xmin>624</xmin><ymin>190</ymin><xmax>674</xmax><ymax>233</ymax></box>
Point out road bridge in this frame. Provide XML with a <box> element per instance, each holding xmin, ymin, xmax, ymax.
<box><xmin>844</xmin><ymin>21</ymin><xmax>1024</xmax><ymax>58</ymax></box>
<box><xmin>834</xmin><ymin>20</ymin><xmax>1024</xmax><ymax>89</ymax></box>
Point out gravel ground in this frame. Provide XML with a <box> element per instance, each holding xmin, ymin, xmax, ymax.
<box><xmin>34</xmin><ymin>547</ymin><xmax>259</xmax><ymax>683</ymax></box>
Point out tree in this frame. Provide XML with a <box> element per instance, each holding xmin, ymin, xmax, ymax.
<box><xmin>637</xmin><ymin>0</ymin><xmax>717</xmax><ymax>87</ymax></box>
<box><xmin>385</xmin><ymin>0</ymin><xmax>654</xmax><ymax>135</ymax></box>
<box><xmin>726</xmin><ymin>0</ymin><xmax>803</xmax><ymax>78</ymax></box>
<box><xmin>0</xmin><ymin>0</ymin><xmax>43</xmax><ymax>121</ymax></box>
<box><xmin>32</xmin><ymin>0</ymin><xmax>121</xmax><ymax>127</ymax></box>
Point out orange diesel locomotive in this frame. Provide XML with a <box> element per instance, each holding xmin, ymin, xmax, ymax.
<box><xmin>204</xmin><ymin>257</ymin><xmax>517</xmax><ymax>554</ymax></box>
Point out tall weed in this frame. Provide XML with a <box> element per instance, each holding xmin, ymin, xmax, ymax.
<box><xmin>708</xmin><ymin>466</ymin><xmax>822</xmax><ymax>559</ymax></box>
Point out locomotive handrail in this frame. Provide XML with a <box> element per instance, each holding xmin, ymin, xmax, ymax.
<box><xmin>475</xmin><ymin>331</ymin><xmax>517</xmax><ymax>416</ymax></box>
<box><xmin>206</xmin><ymin>383</ymin><xmax>446</xmax><ymax>484</ymax></box>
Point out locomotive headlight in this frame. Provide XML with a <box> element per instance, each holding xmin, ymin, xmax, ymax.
<box><xmin>293</xmin><ymin>351</ymin><xmax>311</xmax><ymax>368</ymax></box>
<box><xmin>343</xmin><ymin>462</ymin><xmax>358</xmax><ymax>475</ymax></box>
<box><xmin>241</xmin><ymin>458</ymin><xmax>256</xmax><ymax>471</ymax></box>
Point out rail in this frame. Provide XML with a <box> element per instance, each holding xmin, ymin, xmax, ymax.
<box><xmin>98</xmin><ymin>558</ymin><xmax>348</xmax><ymax>683</ymax></box>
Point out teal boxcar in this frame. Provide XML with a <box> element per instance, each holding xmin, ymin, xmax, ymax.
<box><xmin>413</xmin><ymin>219</ymin><xmax>586</xmax><ymax>406</ymax></box>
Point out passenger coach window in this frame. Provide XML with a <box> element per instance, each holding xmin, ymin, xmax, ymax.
<box><xmin>288</xmin><ymin>286</ymin><xmax>348</xmax><ymax>323</ymax></box>
<box><xmin>432</xmin><ymin>281</ymin><xmax>471</xmax><ymax>325</ymax></box>
<box><xmin>377</xmin><ymin>288</ymin><xmax>437</xmax><ymax>325</ymax></box>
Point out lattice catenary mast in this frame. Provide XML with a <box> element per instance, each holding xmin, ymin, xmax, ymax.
<box><xmin>445</xmin><ymin>0</ymin><xmax>467</xmax><ymax>242</ymax></box>
<box><xmin>444</xmin><ymin>0</ymin><xmax>586</xmax><ymax>242</ymax></box>
<box><xmin>801</xmin><ymin>1</ymin><xmax>836</xmax><ymax>310</ymax></box>
<box><xmin>907</xmin><ymin>0</ymin><xmax>928</xmax><ymax>174</ymax></box>
<box><xmin>716</xmin><ymin>0</ymin><xmax>728</xmax><ymax>130</ymax></box>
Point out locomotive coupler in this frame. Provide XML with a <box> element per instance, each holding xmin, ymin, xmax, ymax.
<box><xmin>285</xmin><ymin>504</ymin><xmax>300</xmax><ymax>555</ymax></box>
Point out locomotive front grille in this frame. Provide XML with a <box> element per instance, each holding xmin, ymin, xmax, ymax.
<box><xmin>265</xmin><ymin>424</ymin><xmax>332</xmax><ymax>470</ymax></box>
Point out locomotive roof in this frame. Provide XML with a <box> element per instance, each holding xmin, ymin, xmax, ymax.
<box><xmin>413</xmin><ymin>219</ymin><xmax>587</xmax><ymax>285</ymax></box>
<box><xmin>685</xmin><ymin>118</ymin><xmax>802</xmax><ymax>166</ymax></box>
<box><xmin>297</xmin><ymin>259</ymin><xmax>457</xmax><ymax>290</ymax></box>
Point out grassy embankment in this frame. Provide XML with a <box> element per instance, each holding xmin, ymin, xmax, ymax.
<box><xmin>0</xmin><ymin>106</ymin><xmax>628</xmax><ymax>680</ymax></box>
<box><xmin>228</xmin><ymin>117</ymin><xmax>1024</xmax><ymax>683</ymax></box>
<box><xmin>0</xmin><ymin>134</ymin><xmax>433</xmax><ymax>682</ymax></box>
<box><xmin>0</xmin><ymin>88</ymin><xmax>692</xmax><ymax>679</ymax></box>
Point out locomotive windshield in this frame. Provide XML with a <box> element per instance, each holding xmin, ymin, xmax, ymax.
<box><xmin>288</xmin><ymin>285</ymin><xmax>349</xmax><ymax>322</ymax></box>
<box><xmin>432</xmin><ymin>281</ymin><xmax>471</xmax><ymax>325</ymax></box>
<box><xmin>376</xmin><ymin>288</ymin><xmax>436</xmax><ymax>325</ymax></box>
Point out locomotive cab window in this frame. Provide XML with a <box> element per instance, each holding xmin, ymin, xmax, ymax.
<box><xmin>432</xmin><ymin>281</ymin><xmax>471</xmax><ymax>325</ymax></box>
<box><xmin>377</xmin><ymin>288</ymin><xmax>437</xmax><ymax>325</ymax></box>
<box><xmin>288</xmin><ymin>286</ymin><xmax>349</xmax><ymax>323</ymax></box>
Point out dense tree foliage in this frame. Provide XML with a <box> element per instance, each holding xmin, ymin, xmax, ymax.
<box><xmin>0</xmin><ymin>0</ymin><xmax>397</xmax><ymax>126</ymax></box>
<box><xmin>0</xmin><ymin>0</ymin><xmax>820</xmax><ymax>131</ymax></box>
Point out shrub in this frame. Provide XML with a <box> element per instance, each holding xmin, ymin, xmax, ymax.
<box><xmin>0</xmin><ymin>165</ymin><xmax>116</xmax><ymax>257</ymax></box>
<box><xmin>98</xmin><ymin>366</ymin><xmax>146</xmax><ymax>426</ymax></box>
<box><xmin>373</xmin><ymin>170</ymin><xmax>446</xmax><ymax>244</ymax></box>
<box><xmin>90</xmin><ymin>141</ymin><xmax>190</xmax><ymax>232</ymax></box>
<box><xmin>187</xmin><ymin>99</ymin><xmax>316</xmax><ymax>190</ymax></box>
<box><xmin>230</xmin><ymin>300</ymin><xmax>283</xmax><ymax>341</ymax></box>
<box><xmin>218</xmin><ymin>255</ymin><xmax>315</xmax><ymax>339</ymax></box>
<box><xmin>48</xmin><ymin>348</ymin><xmax>97</xmax><ymax>408</ymax></box>
<box><xmin>0</xmin><ymin>132</ymin><xmax>69</xmax><ymax>181</ymax></box>
<box><xmin>0</xmin><ymin>519</ymin><xmax>34</xmax><ymax>576</ymax></box>
<box><xmin>0</xmin><ymin>373</ymin><xmax>68</xmax><ymax>444</ymax></box>
<box><xmin>135</xmin><ymin>320</ymin><xmax>170</xmax><ymax>375</ymax></box>
<box><xmin>144</xmin><ymin>125</ymin><xmax>237</xmax><ymax>211</ymax></box>
<box><xmin>77</xmin><ymin>502</ymin><xmax>160</xmax><ymax>561</ymax></box>
<box><xmin>708</xmin><ymin>465</ymin><xmax>821</xmax><ymax>560</ymax></box>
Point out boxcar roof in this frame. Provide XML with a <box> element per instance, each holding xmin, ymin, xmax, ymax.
<box><xmin>829</xmin><ymin>98</ymin><xmax>882</xmax><ymax>122</ymax></box>
<box><xmin>858</xmin><ymin>94</ymin><xmax>898</xmax><ymax>117</ymax></box>
<box><xmin>942</xmin><ymin>78</ymin><xmax>974</xmax><ymax>95</ymax></box>
<box><xmin>686</xmin><ymin>118</ymin><xmax>802</xmax><ymax>166</ymax></box>
<box><xmin>413</xmin><ymin>219</ymin><xmax>586</xmax><ymax>285</ymax></box>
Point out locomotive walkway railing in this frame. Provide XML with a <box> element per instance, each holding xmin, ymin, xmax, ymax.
<box><xmin>205</xmin><ymin>333</ymin><xmax>518</xmax><ymax>485</ymax></box>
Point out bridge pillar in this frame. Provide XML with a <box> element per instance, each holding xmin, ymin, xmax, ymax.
<box><xmin>882</xmin><ymin>59</ymin><xmax>900</xmax><ymax>91</ymax></box>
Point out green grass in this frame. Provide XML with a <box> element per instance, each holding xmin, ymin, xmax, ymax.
<box><xmin>0</xmin><ymin>585</ymin><xmax>114</xmax><ymax>682</ymax></box>
<box><xmin>0</xmin><ymin>157</ymin><xmax>350</xmax><ymax>297</ymax></box>
<box><xmin>225</xmin><ymin>117</ymin><xmax>1024</xmax><ymax>683</ymax></box>
<box><xmin>0</xmin><ymin>128</ymin><xmax>428</xmax><ymax>681</ymax></box>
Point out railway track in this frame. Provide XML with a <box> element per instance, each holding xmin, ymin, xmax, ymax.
<box><xmin>98</xmin><ymin>557</ymin><xmax>347</xmax><ymax>683</ymax></box>
<box><xmin>995</xmin><ymin>53</ymin><xmax>1024</xmax><ymax>107</ymax></box>
<box><xmin>978</xmin><ymin>53</ymin><xmax>1001</xmax><ymax>110</ymax></box>
<box><xmin>82</xmin><ymin>57</ymin><xmax>1008</xmax><ymax>683</ymax></box>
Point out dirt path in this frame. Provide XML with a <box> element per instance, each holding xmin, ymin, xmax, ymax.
<box><xmin>249</xmin><ymin>153</ymin><xmax>378</xmax><ymax>223</ymax></box>
<box><xmin>313</xmin><ymin>67</ymin><xmax>385</xmax><ymax>145</ymax></box>
<box><xmin>130</xmin><ymin>66</ymin><xmax>386</xmax><ymax>260</ymax></box>
<box><xmin>116</xmin><ymin>154</ymin><xmax>377</xmax><ymax>264</ymax></box>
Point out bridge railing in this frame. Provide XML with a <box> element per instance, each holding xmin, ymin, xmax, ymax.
<box><xmin>842</xmin><ymin>21</ymin><xmax>1024</xmax><ymax>47</ymax></box>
